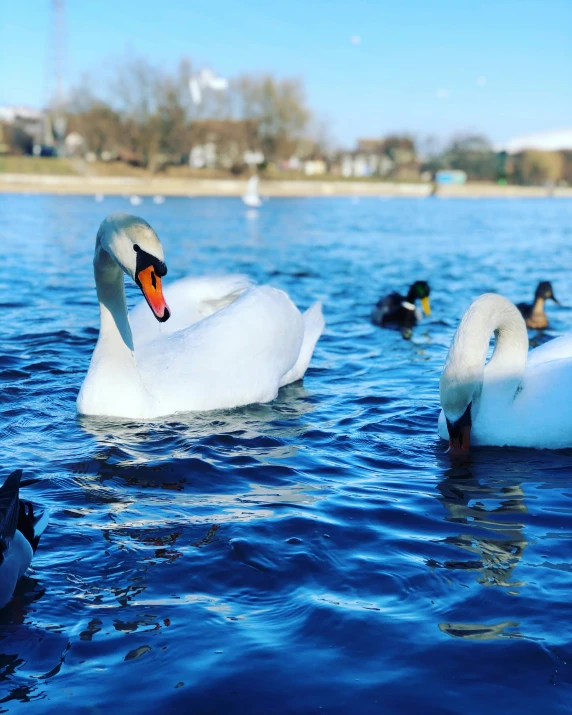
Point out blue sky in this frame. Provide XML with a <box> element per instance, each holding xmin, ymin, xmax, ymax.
<box><xmin>1</xmin><ymin>0</ymin><xmax>571</xmax><ymax>147</ymax></box>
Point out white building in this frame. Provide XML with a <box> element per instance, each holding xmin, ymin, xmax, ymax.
<box><xmin>500</xmin><ymin>129</ymin><xmax>572</xmax><ymax>154</ymax></box>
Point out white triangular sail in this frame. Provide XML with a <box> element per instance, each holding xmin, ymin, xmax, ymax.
<box><xmin>242</xmin><ymin>175</ymin><xmax>262</xmax><ymax>207</ymax></box>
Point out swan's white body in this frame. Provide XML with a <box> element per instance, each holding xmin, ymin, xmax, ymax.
<box><xmin>77</xmin><ymin>214</ymin><xmax>324</xmax><ymax>419</ymax></box>
<box><xmin>438</xmin><ymin>293</ymin><xmax>572</xmax><ymax>449</ymax></box>
<box><xmin>242</xmin><ymin>176</ymin><xmax>262</xmax><ymax>208</ymax></box>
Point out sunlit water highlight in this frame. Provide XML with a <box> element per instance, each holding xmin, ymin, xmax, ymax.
<box><xmin>1</xmin><ymin>195</ymin><xmax>571</xmax><ymax>713</ymax></box>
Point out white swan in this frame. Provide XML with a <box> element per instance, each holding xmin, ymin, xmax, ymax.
<box><xmin>77</xmin><ymin>214</ymin><xmax>325</xmax><ymax>419</ymax></box>
<box><xmin>0</xmin><ymin>470</ymin><xmax>49</xmax><ymax>609</ymax></box>
<box><xmin>438</xmin><ymin>293</ymin><xmax>572</xmax><ymax>451</ymax></box>
<box><xmin>242</xmin><ymin>175</ymin><xmax>262</xmax><ymax>208</ymax></box>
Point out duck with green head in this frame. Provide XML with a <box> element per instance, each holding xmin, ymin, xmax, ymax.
<box><xmin>371</xmin><ymin>280</ymin><xmax>431</xmax><ymax>337</ymax></box>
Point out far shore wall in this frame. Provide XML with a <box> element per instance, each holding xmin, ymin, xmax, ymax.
<box><xmin>0</xmin><ymin>173</ymin><xmax>571</xmax><ymax>198</ymax></box>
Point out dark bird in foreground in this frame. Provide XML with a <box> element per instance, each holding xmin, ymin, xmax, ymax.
<box><xmin>517</xmin><ymin>281</ymin><xmax>560</xmax><ymax>329</ymax></box>
<box><xmin>0</xmin><ymin>470</ymin><xmax>49</xmax><ymax>609</ymax></box>
<box><xmin>371</xmin><ymin>281</ymin><xmax>431</xmax><ymax>337</ymax></box>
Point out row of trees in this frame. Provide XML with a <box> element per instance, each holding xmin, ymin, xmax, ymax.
<box><xmin>66</xmin><ymin>58</ymin><xmax>316</xmax><ymax>171</ymax></box>
<box><xmin>421</xmin><ymin>135</ymin><xmax>572</xmax><ymax>185</ymax></box>
<box><xmin>4</xmin><ymin>54</ymin><xmax>566</xmax><ymax>185</ymax></box>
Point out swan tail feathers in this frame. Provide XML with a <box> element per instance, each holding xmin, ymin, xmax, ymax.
<box><xmin>18</xmin><ymin>501</ymin><xmax>49</xmax><ymax>553</ymax></box>
<box><xmin>280</xmin><ymin>301</ymin><xmax>324</xmax><ymax>387</ymax></box>
<box><xmin>0</xmin><ymin>470</ymin><xmax>22</xmax><ymax>546</ymax></box>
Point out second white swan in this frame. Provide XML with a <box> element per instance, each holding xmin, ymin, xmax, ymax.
<box><xmin>438</xmin><ymin>293</ymin><xmax>572</xmax><ymax>451</ymax></box>
<box><xmin>77</xmin><ymin>214</ymin><xmax>324</xmax><ymax>419</ymax></box>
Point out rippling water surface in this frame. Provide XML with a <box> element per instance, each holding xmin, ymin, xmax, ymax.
<box><xmin>1</xmin><ymin>195</ymin><xmax>572</xmax><ymax>713</ymax></box>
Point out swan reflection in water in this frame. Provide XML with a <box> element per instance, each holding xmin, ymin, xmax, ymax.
<box><xmin>64</xmin><ymin>380</ymin><xmax>322</xmax><ymax>625</ymax></box>
<box><xmin>431</xmin><ymin>457</ymin><xmax>530</xmax><ymax>641</ymax></box>
<box><xmin>77</xmin><ymin>380</ymin><xmax>317</xmax><ymax>466</ymax></box>
<box><xmin>433</xmin><ymin>464</ymin><xmax>528</xmax><ymax>589</ymax></box>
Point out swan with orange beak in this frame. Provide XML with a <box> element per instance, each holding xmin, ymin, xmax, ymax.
<box><xmin>78</xmin><ymin>214</ymin><xmax>171</xmax><ymax>417</ymax></box>
<box><xmin>133</xmin><ymin>243</ymin><xmax>170</xmax><ymax>322</ymax></box>
<box><xmin>77</xmin><ymin>214</ymin><xmax>324</xmax><ymax>419</ymax></box>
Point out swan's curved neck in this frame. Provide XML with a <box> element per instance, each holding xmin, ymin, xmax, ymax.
<box><xmin>77</xmin><ymin>235</ymin><xmax>149</xmax><ymax>417</ymax></box>
<box><xmin>94</xmin><ymin>241</ymin><xmax>134</xmax><ymax>356</ymax></box>
<box><xmin>441</xmin><ymin>295</ymin><xmax>529</xmax><ymax>420</ymax></box>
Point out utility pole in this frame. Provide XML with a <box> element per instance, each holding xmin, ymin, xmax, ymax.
<box><xmin>51</xmin><ymin>0</ymin><xmax>67</xmax><ymax>147</ymax></box>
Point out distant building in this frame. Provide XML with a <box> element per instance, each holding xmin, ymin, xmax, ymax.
<box><xmin>500</xmin><ymin>128</ymin><xmax>572</xmax><ymax>154</ymax></box>
<box><xmin>243</xmin><ymin>150</ymin><xmax>265</xmax><ymax>166</ymax></box>
<box><xmin>435</xmin><ymin>170</ymin><xmax>467</xmax><ymax>185</ymax></box>
<box><xmin>189</xmin><ymin>119</ymin><xmax>260</xmax><ymax>170</ymax></box>
<box><xmin>304</xmin><ymin>158</ymin><xmax>327</xmax><ymax>176</ymax></box>
<box><xmin>339</xmin><ymin>135</ymin><xmax>419</xmax><ymax>180</ymax></box>
<box><xmin>64</xmin><ymin>131</ymin><xmax>86</xmax><ymax>156</ymax></box>
<box><xmin>0</xmin><ymin>106</ymin><xmax>54</xmax><ymax>154</ymax></box>
<box><xmin>496</xmin><ymin>129</ymin><xmax>572</xmax><ymax>186</ymax></box>
<box><xmin>493</xmin><ymin>129</ymin><xmax>572</xmax><ymax>186</ymax></box>
<box><xmin>190</xmin><ymin>142</ymin><xmax>217</xmax><ymax>169</ymax></box>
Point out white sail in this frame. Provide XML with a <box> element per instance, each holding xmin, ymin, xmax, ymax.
<box><xmin>242</xmin><ymin>175</ymin><xmax>262</xmax><ymax>207</ymax></box>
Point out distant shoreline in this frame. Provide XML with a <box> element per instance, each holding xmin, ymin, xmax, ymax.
<box><xmin>0</xmin><ymin>173</ymin><xmax>571</xmax><ymax>198</ymax></box>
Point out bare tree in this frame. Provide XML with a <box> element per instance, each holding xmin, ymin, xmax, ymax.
<box><xmin>65</xmin><ymin>57</ymin><xmax>318</xmax><ymax>171</ymax></box>
<box><xmin>66</xmin><ymin>101</ymin><xmax>122</xmax><ymax>157</ymax></box>
<box><xmin>232</xmin><ymin>74</ymin><xmax>311</xmax><ymax>161</ymax></box>
<box><xmin>109</xmin><ymin>58</ymin><xmax>164</xmax><ymax>169</ymax></box>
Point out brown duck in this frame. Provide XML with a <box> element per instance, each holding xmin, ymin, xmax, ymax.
<box><xmin>516</xmin><ymin>281</ymin><xmax>559</xmax><ymax>329</ymax></box>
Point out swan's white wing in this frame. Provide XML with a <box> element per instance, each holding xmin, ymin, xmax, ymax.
<box><xmin>280</xmin><ymin>301</ymin><xmax>324</xmax><ymax>386</ymax></box>
<box><xmin>137</xmin><ymin>286</ymin><xmax>308</xmax><ymax>414</ymax></box>
<box><xmin>527</xmin><ymin>335</ymin><xmax>572</xmax><ymax>368</ymax></box>
<box><xmin>130</xmin><ymin>274</ymin><xmax>252</xmax><ymax>348</ymax></box>
<box><xmin>510</xmin><ymin>354</ymin><xmax>572</xmax><ymax>447</ymax></box>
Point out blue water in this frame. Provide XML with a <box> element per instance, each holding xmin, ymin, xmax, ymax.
<box><xmin>1</xmin><ymin>195</ymin><xmax>572</xmax><ymax>713</ymax></box>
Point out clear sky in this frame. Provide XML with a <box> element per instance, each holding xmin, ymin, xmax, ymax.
<box><xmin>1</xmin><ymin>0</ymin><xmax>571</xmax><ymax>148</ymax></box>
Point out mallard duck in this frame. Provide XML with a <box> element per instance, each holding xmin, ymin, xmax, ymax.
<box><xmin>516</xmin><ymin>281</ymin><xmax>559</xmax><ymax>329</ymax></box>
<box><xmin>0</xmin><ymin>470</ymin><xmax>49</xmax><ymax>609</ymax></box>
<box><xmin>371</xmin><ymin>280</ymin><xmax>431</xmax><ymax>335</ymax></box>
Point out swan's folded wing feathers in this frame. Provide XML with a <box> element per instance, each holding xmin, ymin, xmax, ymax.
<box><xmin>131</xmin><ymin>274</ymin><xmax>253</xmax><ymax>348</ymax></box>
<box><xmin>526</xmin><ymin>335</ymin><xmax>572</xmax><ymax>368</ymax></box>
<box><xmin>137</xmin><ymin>285</ymin><xmax>305</xmax><ymax>413</ymax></box>
<box><xmin>280</xmin><ymin>301</ymin><xmax>324</xmax><ymax>386</ymax></box>
<box><xmin>200</xmin><ymin>286</ymin><xmax>250</xmax><ymax>316</ymax></box>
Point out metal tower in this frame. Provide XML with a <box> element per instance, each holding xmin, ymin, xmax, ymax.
<box><xmin>50</xmin><ymin>0</ymin><xmax>67</xmax><ymax>142</ymax></box>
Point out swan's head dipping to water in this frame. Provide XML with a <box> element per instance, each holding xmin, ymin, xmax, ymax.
<box><xmin>440</xmin><ymin>294</ymin><xmax>529</xmax><ymax>454</ymax></box>
<box><xmin>97</xmin><ymin>214</ymin><xmax>170</xmax><ymax>322</ymax></box>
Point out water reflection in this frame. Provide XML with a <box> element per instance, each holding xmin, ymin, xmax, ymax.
<box><xmin>77</xmin><ymin>381</ymin><xmax>317</xmax><ymax>465</ymax></box>
<box><xmin>3</xmin><ymin>196</ymin><xmax>572</xmax><ymax>711</ymax></box>
<box><xmin>431</xmin><ymin>459</ymin><xmax>531</xmax><ymax>641</ymax></box>
<box><xmin>433</xmin><ymin>463</ymin><xmax>528</xmax><ymax>590</ymax></box>
<box><xmin>438</xmin><ymin>620</ymin><xmax>522</xmax><ymax>640</ymax></box>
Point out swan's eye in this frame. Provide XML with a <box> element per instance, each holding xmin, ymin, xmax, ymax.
<box><xmin>133</xmin><ymin>244</ymin><xmax>140</xmax><ymax>252</ymax></box>
<box><xmin>151</xmin><ymin>271</ymin><xmax>157</xmax><ymax>289</ymax></box>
